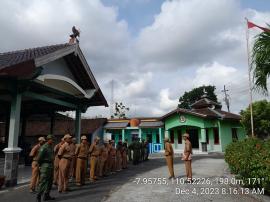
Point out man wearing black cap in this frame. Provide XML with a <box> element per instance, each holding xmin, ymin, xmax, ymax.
<box><xmin>36</xmin><ymin>135</ymin><xmax>55</xmax><ymax>202</ymax></box>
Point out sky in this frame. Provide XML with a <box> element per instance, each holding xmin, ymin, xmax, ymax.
<box><xmin>0</xmin><ymin>0</ymin><xmax>270</xmax><ymax>118</ymax></box>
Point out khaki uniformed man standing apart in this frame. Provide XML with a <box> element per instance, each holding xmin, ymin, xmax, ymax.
<box><xmin>57</xmin><ymin>134</ymin><xmax>72</xmax><ymax>193</ymax></box>
<box><xmin>182</xmin><ymin>133</ymin><xmax>192</xmax><ymax>182</ymax></box>
<box><xmin>29</xmin><ymin>137</ymin><xmax>46</xmax><ymax>193</ymax></box>
<box><xmin>36</xmin><ymin>135</ymin><xmax>55</xmax><ymax>202</ymax></box>
<box><xmin>89</xmin><ymin>136</ymin><xmax>100</xmax><ymax>181</ymax></box>
<box><xmin>75</xmin><ymin>135</ymin><xmax>89</xmax><ymax>186</ymax></box>
<box><xmin>164</xmin><ymin>137</ymin><xmax>175</xmax><ymax>179</ymax></box>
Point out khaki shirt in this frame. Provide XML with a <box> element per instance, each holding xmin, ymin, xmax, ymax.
<box><xmin>100</xmin><ymin>145</ymin><xmax>109</xmax><ymax>161</ymax></box>
<box><xmin>164</xmin><ymin>142</ymin><xmax>174</xmax><ymax>157</ymax></box>
<box><xmin>58</xmin><ymin>142</ymin><xmax>72</xmax><ymax>159</ymax></box>
<box><xmin>89</xmin><ymin>143</ymin><xmax>100</xmax><ymax>157</ymax></box>
<box><xmin>29</xmin><ymin>144</ymin><xmax>41</xmax><ymax>161</ymax></box>
<box><xmin>75</xmin><ymin>143</ymin><xmax>89</xmax><ymax>159</ymax></box>
<box><xmin>69</xmin><ymin>143</ymin><xmax>76</xmax><ymax>157</ymax></box>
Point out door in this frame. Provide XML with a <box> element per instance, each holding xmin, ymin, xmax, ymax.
<box><xmin>186</xmin><ymin>128</ymin><xmax>199</xmax><ymax>148</ymax></box>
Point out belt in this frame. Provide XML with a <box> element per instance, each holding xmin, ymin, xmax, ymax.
<box><xmin>41</xmin><ymin>161</ymin><xmax>53</xmax><ymax>164</ymax></box>
<box><xmin>78</xmin><ymin>157</ymin><xmax>87</xmax><ymax>160</ymax></box>
<box><xmin>62</xmin><ymin>157</ymin><xmax>71</xmax><ymax>160</ymax></box>
<box><xmin>91</xmin><ymin>155</ymin><xmax>98</xmax><ymax>157</ymax></box>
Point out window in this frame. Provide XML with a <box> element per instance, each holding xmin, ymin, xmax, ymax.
<box><xmin>112</xmin><ymin>134</ymin><xmax>115</xmax><ymax>140</ymax></box>
<box><xmin>231</xmin><ymin>128</ymin><xmax>238</xmax><ymax>141</ymax></box>
<box><xmin>214</xmin><ymin>128</ymin><xmax>219</xmax><ymax>144</ymax></box>
<box><xmin>206</xmin><ymin>128</ymin><xmax>209</xmax><ymax>144</ymax></box>
<box><xmin>177</xmin><ymin>129</ymin><xmax>182</xmax><ymax>144</ymax></box>
<box><xmin>156</xmin><ymin>134</ymin><xmax>160</xmax><ymax>143</ymax></box>
<box><xmin>169</xmin><ymin>130</ymin><xmax>174</xmax><ymax>143</ymax></box>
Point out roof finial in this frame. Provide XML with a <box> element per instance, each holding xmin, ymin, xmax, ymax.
<box><xmin>202</xmin><ymin>88</ymin><xmax>208</xmax><ymax>98</ymax></box>
<box><xmin>69</xmin><ymin>26</ymin><xmax>80</xmax><ymax>44</ymax></box>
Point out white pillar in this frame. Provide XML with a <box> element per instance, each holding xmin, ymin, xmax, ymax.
<box><xmin>3</xmin><ymin>92</ymin><xmax>22</xmax><ymax>187</ymax></box>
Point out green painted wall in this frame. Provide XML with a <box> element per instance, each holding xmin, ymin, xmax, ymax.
<box><xmin>164</xmin><ymin>112</ymin><xmax>245</xmax><ymax>152</ymax></box>
<box><xmin>104</xmin><ymin>127</ymin><xmax>164</xmax><ymax>147</ymax></box>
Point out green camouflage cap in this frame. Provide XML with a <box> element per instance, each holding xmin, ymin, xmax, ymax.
<box><xmin>46</xmin><ymin>134</ymin><xmax>55</xmax><ymax>140</ymax></box>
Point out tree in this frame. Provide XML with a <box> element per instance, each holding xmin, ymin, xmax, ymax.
<box><xmin>252</xmin><ymin>29</ymin><xmax>270</xmax><ymax>94</ymax></box>
<box><xmin>178</xmin><ymin>85</ymin><xmax>218</xmax><ymax>109</ymax></box>
<box><xmin>111</xmin><ymin>102</ymin><xmax>130</xmax><ymax>119</ymax></box>
<box><xmin>240</xmin><ymin>100</ymin><xmax>270</xmax><ymax>139</ymax></box>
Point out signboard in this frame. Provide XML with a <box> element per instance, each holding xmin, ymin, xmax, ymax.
<box><xmin>103</xmin><ymin>133</ymin><xmax>112</xmax><ymax>141</ymax></box>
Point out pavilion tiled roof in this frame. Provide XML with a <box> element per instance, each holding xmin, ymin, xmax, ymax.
<box><xmin>0</xmin><ymin>44</ymin><xmax>71</xmax><ymax>69</ymax></box>
<box><xmin>0</xmin><ymin>43</ymin><xmax>108</xmax><ymax>107</ymax></box>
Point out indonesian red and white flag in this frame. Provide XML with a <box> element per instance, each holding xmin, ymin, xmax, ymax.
<box><xmin>247</xmin><ymin>20</ymin><xmax>270</xmax><ymax>32</ymax></box>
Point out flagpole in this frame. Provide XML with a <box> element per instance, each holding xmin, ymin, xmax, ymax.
<box><xmin>245</xmin><ymin>18</ymin><xmax>255</xmax><ymax>137</ymax></box>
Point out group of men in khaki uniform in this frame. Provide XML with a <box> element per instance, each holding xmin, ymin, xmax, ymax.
<box><xmin>29</xmin><ymin>134</ymin><xmax>130</xmax><ymax>194</ymax></box>
<box><xmin>164</xmin><ymin>133</ymin><xmax>193</xmax><ymax>183</ymax></box>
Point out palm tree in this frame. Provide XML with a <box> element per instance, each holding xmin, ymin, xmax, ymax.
<box><xmin>252</xmin><ymin>29</ymin><xmax>270</xmax><ymax>94</ymax></box>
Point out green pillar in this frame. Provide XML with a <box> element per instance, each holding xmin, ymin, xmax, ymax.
<box><xmin>201</xmin><ymin>128</ymin><xmax>206</xmax><ymax>142</ymax></box>
<box><xmin>75</xmin><ymin>109</ymin><xmax>81</xmax><ymax>143</ymax></box>
<box><xmin>159</xmin><ymin>127</ymin><xmax>162</xmax><ymax>144</ymax></box>
<box><xmin>139</xmin><ymin>128</ymin><xmax>142</xmax><ymax>139</ymax></box>
<box><xmin>3</xmin><ymin>92</ymin><xmax>22</xmax><ymax>187</ymax></box>
<box><xmin>122</xmin><ymin>129</ymin><xmax>125</xmax><ymax>141</ymax></box>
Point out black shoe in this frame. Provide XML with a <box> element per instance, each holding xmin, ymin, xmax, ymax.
<box><xmin>43</xmin><ymin>193</ymin><xmax>55</xmax><ymax>201</ymax></box>
<box><xmin>36</xmin><ymin>194</ymin><xmax>41</xmax><ymax>202</ymax></box>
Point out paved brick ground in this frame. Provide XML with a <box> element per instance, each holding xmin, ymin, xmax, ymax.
<box><xmin>0</xmin><ymin>154</ymin><xmax>269</xmax><ymax>202</ymax></box>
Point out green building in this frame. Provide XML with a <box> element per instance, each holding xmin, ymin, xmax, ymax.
<box><xmin>161</xmin><ymin>95</ymin><xmax>246</xmax><ymax>152</ymax></box>
<box><xmin>103</xmin><ymin>118</ymin><xmax>164</xmax><ymax>148</ymax></box>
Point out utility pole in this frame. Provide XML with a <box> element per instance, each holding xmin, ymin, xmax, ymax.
<box><xmin>110</xmin><ymin>80</ymin><xmax>114</xmax><ymax>118</ymax></box>
<box><xmin>222</xmin><ymin>85</ymin><xmax>230</xmax><ymax>112</ymax></box>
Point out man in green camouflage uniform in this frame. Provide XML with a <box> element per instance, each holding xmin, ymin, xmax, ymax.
<box><xmin>131</xmin><ymin>137</ymin><xmax>141</xmax><ymax>165</ymax></box>
<box><xmin>141</xmin><ymin>139</ymin><xmax>145</xmax><ymax>161</ymax></box>
<box><xmin>36</xmin><ymin>135</ymin><xmax>55</xmax><ymax>202</ymax></box>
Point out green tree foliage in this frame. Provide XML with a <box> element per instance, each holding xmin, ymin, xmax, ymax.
<box><xmin>252</xmin><ymin>28</ymin><xmax>270</xmax><ymax>94</ymax></box>
<box><xmin>178</xmin><ymin>85</ymin><xmax>218</xmax><ymax>109</ymax></box>
<box><xmin>240</xmin><ymin>100</ymin><xmax>270</xmax><ymax>139</ymax></box>
<box><xmin>112</xmin><ymin>102</ymin><xmax>130</xmax><ymax>119</ymax></box>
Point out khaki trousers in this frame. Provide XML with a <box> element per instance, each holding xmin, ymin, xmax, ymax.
<box><xmin>58</xmin><ymin>158</ymin><xmax>71</xmax><ymax>192</ymax></box>
<box><xmin>110</xmin><ymin>157</ymin><xmax>116</xmax><ymax>172</ymax></box>
<box><xmin>122</xmin><ymin>153</ymin><xmax>127</xmax><ymax>169</ymax></box>
<box><xmin>165</xmin><ymin>155</ymin><xmax>175</xmax><ymax>177</ymax></box>
<box><xmin>116</xmin><ymin>154</ymin><xmax>122</xmax><ymax>171</ymax></box>
<box><xmin>75</xmin><ymin>158</ymin><xmax>87</xmax><ymax>185</ymax></box>
<box><xmin>69</xmin><ymin>156</ymin><xmax>76</xmax><ymax>178</ymax></box>
<box><xmin>30</xmin><ymin>161</ymin><xmax>39</xmax><ymax>190</ymax></box>
<box><xmin>90</xmin><ymin>156</ymin><xmax>97</xmax><ymax>180</ymax></box>
<box><xmin>53</xmin><ymin>157</ymin><xmax>60</xmax><ymax>184</ymax></box>
<box><xmin>184</xmin><ymin>160</ymin><xmax>192</xmax><ymax>180</ymax></box>
<box><xmin>98</xmin><ymin>159</ymin><xmax>107</xmax><ymax>177</ymax></box>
